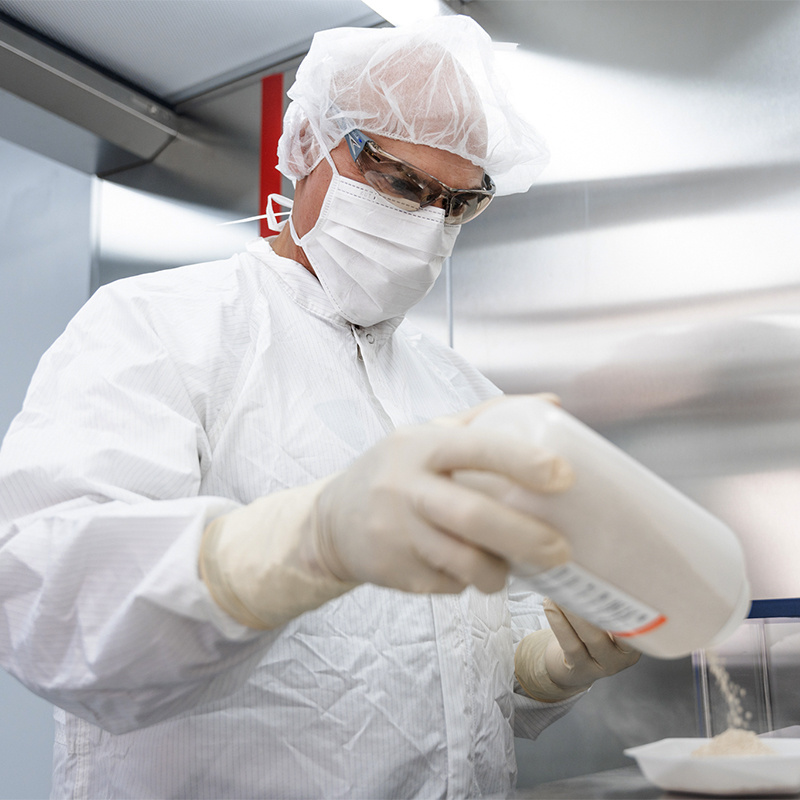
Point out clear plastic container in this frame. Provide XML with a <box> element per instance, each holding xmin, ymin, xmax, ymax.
<box><xmin>461</xmin><ymin>396</ymin><xmax>751</xmax><ymax>659</ymax></box>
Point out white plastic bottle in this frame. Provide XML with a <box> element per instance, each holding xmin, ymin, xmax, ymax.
<box><xmin>461</xmin><ymin>396</ymin><xmax>751</xmax><ymax>659</ymax></box>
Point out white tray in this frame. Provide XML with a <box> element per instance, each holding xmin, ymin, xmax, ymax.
<box><xmin>624</xmin><ymin>737</ymin><xmax>800</xmax><ymax>796</ymax></box>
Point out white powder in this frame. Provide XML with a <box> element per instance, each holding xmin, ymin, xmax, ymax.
<box><xmin>693</xmin><ymin>652</ymin><xmax>774</xmax><ymax>757</ymax></box>
<box><xmin>692</xmin><ymin>728</ymin><xmax>776</xmax><ymax>757</ymax></box>
<box><xmin>706</xmin><ymin>651</ymin><xmax>751</xmax><ymax>730</ymax></box>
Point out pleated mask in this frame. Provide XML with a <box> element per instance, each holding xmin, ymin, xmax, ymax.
<box><xmin>282</xmin><ymin>173</ymin><xmax>459</xmax><ymax>327</ymax></box>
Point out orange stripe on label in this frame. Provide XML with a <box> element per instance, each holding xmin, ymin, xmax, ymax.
<box><xmin>612</xmin><ymin>614</ymin><xmax>668</xmax><ymax>638</ymax></box>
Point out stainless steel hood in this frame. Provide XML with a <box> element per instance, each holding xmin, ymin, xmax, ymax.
<box><xmin>0</xmin><ymin>1</ymin><xmax>381</xmax><ymax>176</ymax></box>
<box><xmin>0</xmin><ymin>14</ymin><xmax>179</xmax><ymax>174</ymax></box>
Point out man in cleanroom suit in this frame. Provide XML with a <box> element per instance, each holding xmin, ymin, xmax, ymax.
<box><xmin>0</xmin><ymin>16</ymin><xmax>639</xmax><ymax>799</ymax></box>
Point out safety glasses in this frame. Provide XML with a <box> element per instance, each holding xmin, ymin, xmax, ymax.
<box><xmin>343</xmin><ymin>129</ymin><xmax>495</xmax><ymax>225</ymax></box>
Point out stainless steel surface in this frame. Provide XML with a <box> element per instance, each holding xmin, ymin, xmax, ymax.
<box><xmin>0</xmin><ymin>16</ymin><xmax>178</xmax><ymax>172</ymax></box>
<box><xmin>518</xmin><ymin>761</ymin><xmax>800</xmax><ymax>799</ymax></box>
<box><xmin>513</xmin><ymin>767</ymin><xmax>661</xmax><ymax>799</ymax></box>
<box><xmin>0</xmin><ymin>137</ymin><xmax>94</xmax><ymax>800</ymax></box>
<box><xmin>0</xmin><ymin>0</ymin><xmax>381</xmax><ymax>103</ymax></box>
<box><xmin>93</xmin><ymin>180</ymin><xmax>259</xmax><ymax>290</ymax></box>
<box><xmin>0</xmin><ymin>1</ymin><xmax>381</xmax><ymax>188</ymax></box>
<box><xmin>104</xmin><ymin>69</ymin><xmax>273</xmax><ymax>214</ymax></box>
<box><xmin>459</xmin><ymin>1</ymin><xmax>800</xmax><ymax>183</ymax></box>
<box><xmin>0</xmin><ymin>139</ymin><xmax>93</xmax><ymax>429</ymax></box>
<box><xmin>0</xmin><ymin>84</ymin><xmax>141</xmax><ymax>175</ymax></box>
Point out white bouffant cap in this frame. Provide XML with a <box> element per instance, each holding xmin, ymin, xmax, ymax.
<box><xmin>276</xmin><ymin>16</ymin><xmax>549</xmax><ymax>196</ymax></box>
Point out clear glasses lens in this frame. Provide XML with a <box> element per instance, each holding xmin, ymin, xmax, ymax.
<box><xmin>354</xmin><ymin>140</ymin><xmax>493</xmax><ymax>225</ymax></box>
<box><xmin>361</xmin><ymin>168</ymin><xmax>425</xmax><ymax>212</ymax></box>
<box><xmin>445</xmin><ymin>192</ymin><xmax>494</xmax><ymax>225</ymax></box>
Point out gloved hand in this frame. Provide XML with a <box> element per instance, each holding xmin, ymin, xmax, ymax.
<box><xmin>515</xmin><ymin>598</ymin><xmax>641</xmax><ymax>702</ymax></box>
<box><xmin>200</xmin><ymin>397</ymin><xmax>574</xmax><ymax>629</ymax></box>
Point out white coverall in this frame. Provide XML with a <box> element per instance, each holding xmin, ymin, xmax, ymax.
<box><xmin>0</xmin><ymin>239</ymin><xmax>574</xmax><ymax>799</ymax></box>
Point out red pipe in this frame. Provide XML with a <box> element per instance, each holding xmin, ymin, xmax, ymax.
<box><xmin>260</xmin><ymin>73</ymin><xmax>284</xmax><ymax>238</ymax></box>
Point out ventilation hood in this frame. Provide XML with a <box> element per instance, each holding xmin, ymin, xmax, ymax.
<box><xmin>0</xmin><ymin>1</ymin><xmax>382</xmax><ymax>175</ymax></box>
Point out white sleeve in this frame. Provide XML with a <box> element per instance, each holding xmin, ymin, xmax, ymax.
<box><xmin>0</xmin><ymin>285</ymin><xmax>273</xmax><ymax>735</ymax></box>
<box><xmin>507</xmin><ymin>575</ymin><xmax>583</xmax><ymax>739</ymax></box>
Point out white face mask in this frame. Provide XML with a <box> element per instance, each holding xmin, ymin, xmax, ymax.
<box><xmin>285</xmin><ymin>171</ymin><xmax>460</xmax><ymax>327</ymax></box>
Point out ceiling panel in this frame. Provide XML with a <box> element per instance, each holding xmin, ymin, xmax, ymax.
<box><xmin>0</xmin><ymin>0</ymin><xmax>382</xmax><ymax>103</ymax></box>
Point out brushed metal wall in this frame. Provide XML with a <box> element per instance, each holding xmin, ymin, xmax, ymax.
<box><xmin>0</xmin><ymin>138</ymin><xmax>93</xmax><ymax>800</ymax></box>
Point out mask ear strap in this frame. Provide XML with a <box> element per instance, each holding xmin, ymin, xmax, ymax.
<box><xmin>288</xmin><ymin>214</ymin><xmax>303</xmax><ymax>247</ymax></box>
<box><xmin>218</xmin><ymin>193</ymin><xmax>294</xmax><ymax>231</ymax></box>
<box><xmin>266</xmin><ymin>193</ymin><xmax>294</xmax><ymax>232</ymax></box>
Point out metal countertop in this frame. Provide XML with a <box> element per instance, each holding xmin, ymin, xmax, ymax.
<box><xmin>512</xmin><ymin>766</ymin><xmax>770</xmax><ymax>799</ymax></box>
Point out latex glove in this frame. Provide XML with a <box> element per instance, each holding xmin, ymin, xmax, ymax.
<box><xmin>515</xmin><ymin>598</ymin><xmax>641</xmax><ymax>702</ymax></box>
<box><xmin>200</xmin><ymin>399</ymin><xmax>573</xmax><ymax>629</ymax></box>
<box><xmin>314</xmin><ymin>414</ymin><xmax>573</xmax><ymax>593</ymax></box>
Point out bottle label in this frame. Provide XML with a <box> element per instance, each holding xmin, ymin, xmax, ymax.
<box><xmin>523</xmin><ymin>562</ymin><xmax>667</xmax><ymax>637</ymax></box>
